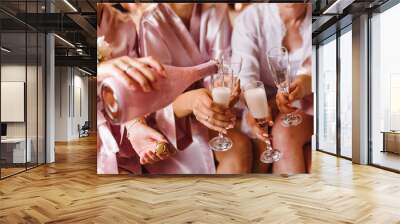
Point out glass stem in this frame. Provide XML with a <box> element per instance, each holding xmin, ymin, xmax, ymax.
<box><xmin>264</xmin><ymin>126</ymin><xmax>272</xmax><ymax>151</ymax></box>
<box><xmin>285</xmin><ymin>88</ymin><xmax>293</xmax><ymax>120</ymax></box>
<box><xmin>264</xmin><ymin>139</ymin><xmax>271</xmax><ymax>151</ymax></box>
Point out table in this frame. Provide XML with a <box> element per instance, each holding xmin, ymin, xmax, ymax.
<box><xmin>381</xmin><ymin>131</ymin><xmax>400</xmax><ymax>154</ymax></box>
<box><xmin>1</xmin><ymin>138</ymin><xmax>32</xmax><ymax>164</ymax></box>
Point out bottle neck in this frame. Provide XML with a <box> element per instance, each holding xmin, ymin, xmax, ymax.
<box><xmin>191</xmin><ymin>60</ymin><xmax>218</xmax><ymax>78</ymax></box>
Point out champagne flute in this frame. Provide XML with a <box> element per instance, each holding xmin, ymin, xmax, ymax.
<box><xmin>222</xmin><ymin>49</ymin><xmax>242</xmax><ymax>104</ymax></box>
<box><xmin>222</xmin><ymin>49</ymin><xmax>243</xmax><ymax>76</ymax></box>
<box><xmin>208</xmin><ymin>67</ymin><xmax>234</xmax><ymax>151</ymax></box>
<box><xmin>244</xmin><ymin>81</ymin><xmax>281</xmax><ymax>163</ymax></box>
<box><xmin>267</xmin><ymin>47</ymin><xmax>303</xmax><ymax>127</ymax></box>
<box><xmin>210</xmin><ymin>48</ymin><xmax>227</xmax><ymax>72</ymax></box>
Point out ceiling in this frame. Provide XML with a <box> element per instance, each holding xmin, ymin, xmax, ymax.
<box><xmin>1</xmin><ymin>0</ymin><xmax>397</xmax><ymax>74</ymax></box>
<box><xmin>312</xmin><ymin>0</ymin><xmax>391</xmax><ymax>44</ymax></box>
<box><xmin>0</xmin><ymin>0</ymin><xmax>96</xmax><ymax>75</ymax></box>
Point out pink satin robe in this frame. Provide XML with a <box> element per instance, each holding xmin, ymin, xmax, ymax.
<box><xmin>136</xmin><ymin>3</ymin><xmax>232</xmax><ymax>174</ymax></box>
<box><xmin>97</xmin><ymin>4</ymin><xmax>141</xmax><ymax>174</ymax></box>
<box><xmin>97</xmin><ymin>4</ymin><xmax>138</xmax><ymax>58</ymax></box>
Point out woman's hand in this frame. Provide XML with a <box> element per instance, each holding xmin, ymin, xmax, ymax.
<box><xmin>276</xmin><ymin>75</ymin><xmax>311</xmax><ymax>114</ymax></box>
<box><xmin>288</xmin><ymin>75</ymin><xmax>312</xmax><ymax>101</ymax></box>
<box><xmin>125</xmin><ymin>119</ymin><xmax>170</xmax><ymax>165</ymax></box>
<box><xmin>191</xmin><ymin>88</ymin><xmax>236</xmax><ymax>134</ymax></box>
<box><xmin>245</xmin><ymin>106</ymin><xmax>273</xmax><ymax>142</ymax></box>
<box><xmin>97</xmin><ymin>56</ymin><xmax>166</xmax><ymax>92</ymax></box>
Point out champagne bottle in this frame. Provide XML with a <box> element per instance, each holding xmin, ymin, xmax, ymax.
<box><xmin>101</xmin><ymin>60</ymin><xmax>218</xmax><ymax>124</ymax></box>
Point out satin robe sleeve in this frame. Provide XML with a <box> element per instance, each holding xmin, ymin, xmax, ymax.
<box><xmin>231</xmin><ymin>8</ymin><xmax>264</xmax><ymax>138</ymax></box>
<box><xmin>213</xmin><ymin>5</ymin><xmax>232</xmax><ymax>52</ymax></box>
<box><xmin>231</xmin><ymin>7</ymin><xmax>261</xmax><ymax>89</ymax></box>
<box><xmin>232</xmin><ymin>5</ymin><xmax>313</xmax><ymax>119</ymax></box>
<box><xmin>97</xmin><ymin>101</ymin><xmax>119</xmax><ymax>174</ymax></box>
<box><xmin>97</xmin><ymin>4</ymin><xmax>142</xmax><ymax>174</ymax></box>
<box><xmin>201</xmin><ymin>4</ymin><xmax>233</xmax><ymax>88</ymax></box>
<box><xmin>139</xmin><ymin>16</ymin><xmax>193</xmax><ymax>150</ymax></box>
<box><xmin>201</xmin><ymin>4</ymin><xmax>232</xmax><ymax>58</ymax></box>
<box><xmin>97</xmin><ymin>4</ymin><xmax>138</xmax><ymax>59</ymax></box>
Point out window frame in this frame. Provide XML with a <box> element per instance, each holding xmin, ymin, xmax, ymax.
<box><xmin>368</xmin><ymin>0</ymin><xmax>400</xmax><ymax>173</ymax></box>
<box><xmin>315</xmin><ymin>24</ymin><xmax>353</xmax><ymax>160</ymax></box>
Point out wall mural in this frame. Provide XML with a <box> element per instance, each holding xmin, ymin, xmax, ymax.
<box><xmin>96</xmin><ymin>3</ymin><xmax>313</xmax><ymax>175</ymax></box>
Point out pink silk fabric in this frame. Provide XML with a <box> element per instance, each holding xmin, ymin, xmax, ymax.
<box><xmin>97</xmin><ymin>5</ymin><xmax>141</xmax><ymax>174</ymax></box>
<box><xmin>136</xmin><ymin>3</ymin><xmax>232</xmax><ymax>174</ymax></box>
<box><xmin>97</xmin><ymin>4</ymin><xmax>138</xmax><ymax>58</ymax></box>
<box><xmin>97</xmin><ymin>104</ymin><xmax>118</xmax><ymax>174</ymax></box>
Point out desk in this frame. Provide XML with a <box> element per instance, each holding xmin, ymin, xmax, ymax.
<box><xmin>1</xmin><ymin>138</ymin><xmax>31</xmax><ymax>163</ymax></box>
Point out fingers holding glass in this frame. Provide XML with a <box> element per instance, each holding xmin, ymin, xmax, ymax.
<box><xmin>244</xmin><ymin>81</ymin><xmax>281</xmax><ymax>163</ymax></box>
<box><xmin>208</xmin><ymin>68</ymin><xmax>235</xmax><ymax>151</ymax></box>
<box><xmin>267</xmin><ymin>47</ymin><xmax>302</xmax><ymax>127</ymax></box>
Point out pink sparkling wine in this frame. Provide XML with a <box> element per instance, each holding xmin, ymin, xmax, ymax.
<box><xmin>101</xmin><ymin>61</ymin><xmax>218</xmax><ymax>124</ymax></box>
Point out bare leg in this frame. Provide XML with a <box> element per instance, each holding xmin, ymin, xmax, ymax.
<box><xmin>213</xmin><ymin>129</ymin><xmax>252</xmax><ymax>174</ymax></box>
<box><xmin>303</xmin><ymin>143</ymin><xmax>312</xmax><ymax>173</ymax></box>
<box><xmin>271</xmin><ymin>111</ymin><xmax>313</xmax><ymax>174</ymax></box>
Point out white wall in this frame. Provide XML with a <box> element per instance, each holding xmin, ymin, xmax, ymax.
<box><xmin>1</xmin><ymin>64</ymin><xmax>46</xmax><ymax>164</ymax></box>
<box><xmin>55</xmin><ymin>66</ymin><xmax>69</xmax><ymax>141</ymax></box>
<box><xmin>72</xmin><ymin>73</ymin><xmax>89</xmax><ymax>138</ymax></box>
<box><xmin>1</xmin><ymin>65</ymin><xmax>38</xmax><ymax>137</ymax></box>
<box><xmin>54</xmin><ymin>67</ymin><xmax>89</xmax><ymax>141</ymax></box>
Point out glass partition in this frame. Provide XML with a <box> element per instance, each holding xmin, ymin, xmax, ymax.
<box><xmin>0</xmin><ymin>28</ymin><xmax>28</xmax><ymax>178</ymax></box>
<box><xmin>0</xmin><ymin>0</ymin><xmax>46</xmax><ymax>179</ymax></box>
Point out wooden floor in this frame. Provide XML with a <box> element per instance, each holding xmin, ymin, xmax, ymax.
<box><xmin>372</xmin><ymin>150</ymin><xmax>400</xmax><ymax>171</ymax></box>
<box><xmin>0</xmin><ymin>135</ymin><xmax>400</xmax><ymax>223</ymax></box>
<box><xmin>1</xmin><ymin>167</ymin><xmax>26</xmax><ymax>178</ymax></box>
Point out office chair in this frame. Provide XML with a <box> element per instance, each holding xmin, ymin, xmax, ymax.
<box><xmin>79</xmin><ymin>121</ymin><xmax>90</xmax><ymax>138</ymax></box>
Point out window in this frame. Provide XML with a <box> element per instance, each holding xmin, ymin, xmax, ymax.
<box><xmin>317</xmin><ymin>36</ymin><xmax>337</xmax><ymax>154</ymax></box>
<box><xmin>339</xmin><ymin>28</ymin><xmax>352</xmax><ymax>158</ymax></box>
<box><xmin>371</xmin><ymin>2</ymin><xmax>400</xmax><ymax>171</ymax></box>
